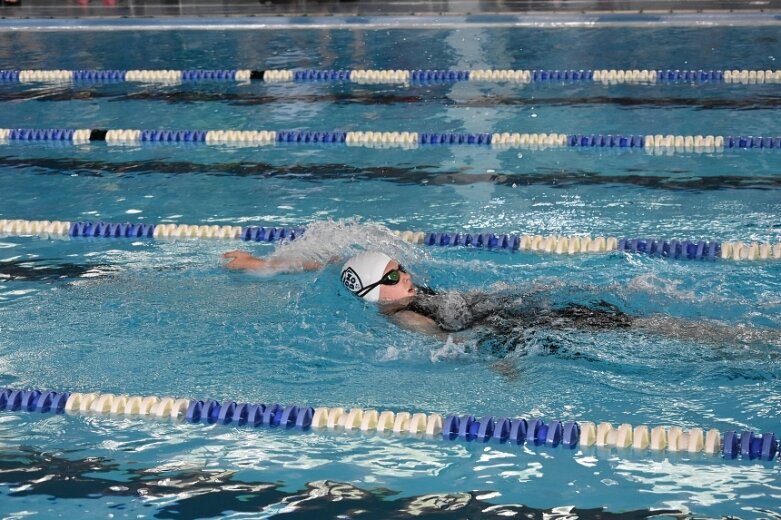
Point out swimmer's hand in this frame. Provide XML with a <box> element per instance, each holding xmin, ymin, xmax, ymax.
<box><xmin>223</xmin><ymin>250</ymin><xmax>268</xmax><ymax>271</ymax></box>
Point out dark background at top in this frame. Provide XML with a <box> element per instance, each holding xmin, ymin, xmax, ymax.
<box><xmin>1</xmin><ymin>0</ymin><xmax>780</xmax><ymax>19</ymax></box>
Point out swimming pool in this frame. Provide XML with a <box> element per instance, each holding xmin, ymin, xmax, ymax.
<box><xmin>1</xmin><ymin>18</ymin><xmax>780</xmax><ymax>519</ymax></box>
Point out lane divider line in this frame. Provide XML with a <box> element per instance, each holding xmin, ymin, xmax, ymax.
<box><xmin>2</xmin><ymin>128</ymin><xmax>781</xmax><ymax>153</ymax></box>
<box><xmin>1</xmin><ymin>219</ymin><xmax>779</xmax><ymax>261</ymax></box>
<box><xmin>2</xmin><ymin>69</ymin><xmax>780</xmax><ymax>85</ymax></box>
<box><xmin>0</xmin><ymin>388</ymin><xmax>777</xmax><ymax>462</ymax></box>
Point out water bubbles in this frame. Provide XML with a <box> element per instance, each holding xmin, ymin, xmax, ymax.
<box><xmin>378</xmin><ymin>345</ymin><xmax>401</xmax><ymax>361</ymax></box>
<box><xmin>429</xmin><ymin>335</ymin><xmax>472</xmax><ymax>362</ymax></box>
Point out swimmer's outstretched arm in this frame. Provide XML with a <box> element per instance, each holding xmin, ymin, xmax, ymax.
<box><xmin>222</xmin><ymin>250</ymin><xmax>335</xmax><ymax>272</ymax></box>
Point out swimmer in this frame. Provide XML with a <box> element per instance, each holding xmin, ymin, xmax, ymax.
<box><xmin>224</xmin><ymin>248</ymin><xmax>781</xmax><ymax>354</ymax></box>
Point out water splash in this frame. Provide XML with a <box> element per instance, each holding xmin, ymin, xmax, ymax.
<box><xmin>430</xmin><ymin>335</ymin><xmax>473</xmax><ymax>362</ymax></box>
<box><xmin>267</xmin><ymin>218</ymin><xmax>428</xmax><ymax>271</ymax></box>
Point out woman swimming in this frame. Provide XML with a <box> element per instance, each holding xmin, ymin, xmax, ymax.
<box><xmin>223</xmin><ymin>248</ymin><xmax>781</xmax><ymax>353</ymax></box>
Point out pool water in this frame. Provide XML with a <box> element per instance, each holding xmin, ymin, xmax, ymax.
<box><xmin>1</xmin><ymin>23</ymin><xmax>781</xmax><ymax>519</ymax></box>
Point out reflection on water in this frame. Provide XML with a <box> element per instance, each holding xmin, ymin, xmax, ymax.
<box><xmin>3</xmin><ymin>154</ymin><xmax>781</xmax><ymax>191</ymax></box>
<box><xmin>0</xmin><ymin>259</ymin><xmax>115</xmax><ymax>282</ymax></box>
<box><xmin>0</xmin><ymin>447</ymin><xmax>687</xmax><ymax>520</ymax></box>
<box><xmin>8</xmin><ymin>87</ymin><xmax>781</xmax><ymax>111</ymax></box>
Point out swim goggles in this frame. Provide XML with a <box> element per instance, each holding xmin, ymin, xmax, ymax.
<box><xmin>356</xmin><ymin>265</ymin><xmax>406</xmax><ymax>298</ymax></box>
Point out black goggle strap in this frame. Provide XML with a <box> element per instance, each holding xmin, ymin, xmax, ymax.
<box><xmin>355</xmin><ymin>268</ymin><xmax>403</xmax><ymax>298</ymax></box>
<box><xmin>356</xmin><ymin>280</ymin><xmax>382</xmax><ymax>298</ymax></box>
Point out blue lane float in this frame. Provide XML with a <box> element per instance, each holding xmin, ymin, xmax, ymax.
<box><xmin>139</xmin><ymin>129</ymin><xmax>208</xmax><ymax>143</ymax></box>
<box><xmin>0</xmin><ymin>389</ymin><xmax>71</xmax><ymax>414</ymax></box>
<box><xmin>418</xmin><ymin>132</ymin><xmax>493</xmax><ymax>145</ymax></box>
<box><xmin>72</xmin><ymin>69</ymin><xmax>126</xmax><ymax>82</ymax></box>
<box><xmin>68</xmin><ymin>221</ymin><xmax>157</xmax><ymax>238</ymax></box>
<box><xmin>241</xmin><ymin>226</ymin><xmax>306</xmax><ymax>242</ymax></box>
<box><xmin>182</xmin><ymin>400</ymin><xmax>316</xmax><ymax>429</ymax></box>
<box><xmin>616</xmin><ymin>238</ymin><xmax>722</xmax><ymax>260</ymax></box>
<box><xmin>275</xmin><ymin>131</ymin><xmax>347</xmax><ymax>144</ymax></box>
<box><xmin>409</xmin><ymin>69</ymin><xmax>471</xmax><ymax>82</ymax></box>
<box><xmin>292</xmin><ymin>69</ymin><xmax>351</xmax><ymax>81</ymax></box>
<box><xmin>568</xmin><ymin>134</ymin><xmax>645</xmax><ymax>148</ymax></box>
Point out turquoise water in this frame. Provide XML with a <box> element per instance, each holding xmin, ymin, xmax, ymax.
<box><xmin>0</xmin><ymin>24</ymin><xmax>781</xmax><ymax>519</ymax></box>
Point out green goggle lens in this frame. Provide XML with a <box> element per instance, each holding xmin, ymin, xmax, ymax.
<box><xmin>383</xmin><ymin>269</ymin><xmax>401</xmax><ymax>283</ymax></box>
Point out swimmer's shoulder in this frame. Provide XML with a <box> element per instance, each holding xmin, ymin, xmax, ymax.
<box><xmin>380</xmin><ymin>286</ymin><xmax>446</xmax><ymax>336</ymax></box>
<box><xmin>391</xmin><ymin>309</ymin><xmax>441</xmax><ymax>333</ymax></box>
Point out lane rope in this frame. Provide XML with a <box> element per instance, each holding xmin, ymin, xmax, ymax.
<box><xmin>1</xmin><ymin>128</ymin><xmax>780</xmax><ymax>153</ymax></box>
<box><xmin>0</xmin><ymin>387</ymin><xmax>777</xmax><ymax>462</ymax></box>
<box><xmin>1</xmin><ymin>69</ymin><xmax>780</xmax><ymax>85</ymax></box>
<box><xmin>1</xmin><ymin>218</ymin><xmax>779</xmax><ymax>261</ymax></box>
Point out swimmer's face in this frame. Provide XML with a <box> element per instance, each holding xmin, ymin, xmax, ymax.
<box><xmin>378</xmin><ymin>260</ymin><xmax>416</xmax><ymax>302</ymax></box>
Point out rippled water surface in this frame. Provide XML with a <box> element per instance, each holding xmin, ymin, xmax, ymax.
<box><xmin>1</xmin><ymin>23</ymin><xmax>781</xmax><ymax>519</ymax></box>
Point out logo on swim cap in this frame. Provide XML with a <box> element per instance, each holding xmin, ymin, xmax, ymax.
<box><xmin>341</xmin><ymin>267</ymin><xmax>363</xmax><ymax>293</ymax></box>
<box><xmin>340</xmin><ymin>251</ymin><xmax>392</xmax><ymax>302</ymax></box>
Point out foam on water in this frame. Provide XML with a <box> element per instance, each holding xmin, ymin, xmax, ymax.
<box><xmin>253</xmin><ymin>219</ymin><xmax>429</xmax><ymax>274</ymax></box>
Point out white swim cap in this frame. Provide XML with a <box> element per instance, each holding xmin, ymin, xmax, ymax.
<box><xmin>340</xmin><ymin>251</ymin><xmax>392</xmax><ymax>302</ymax></box>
